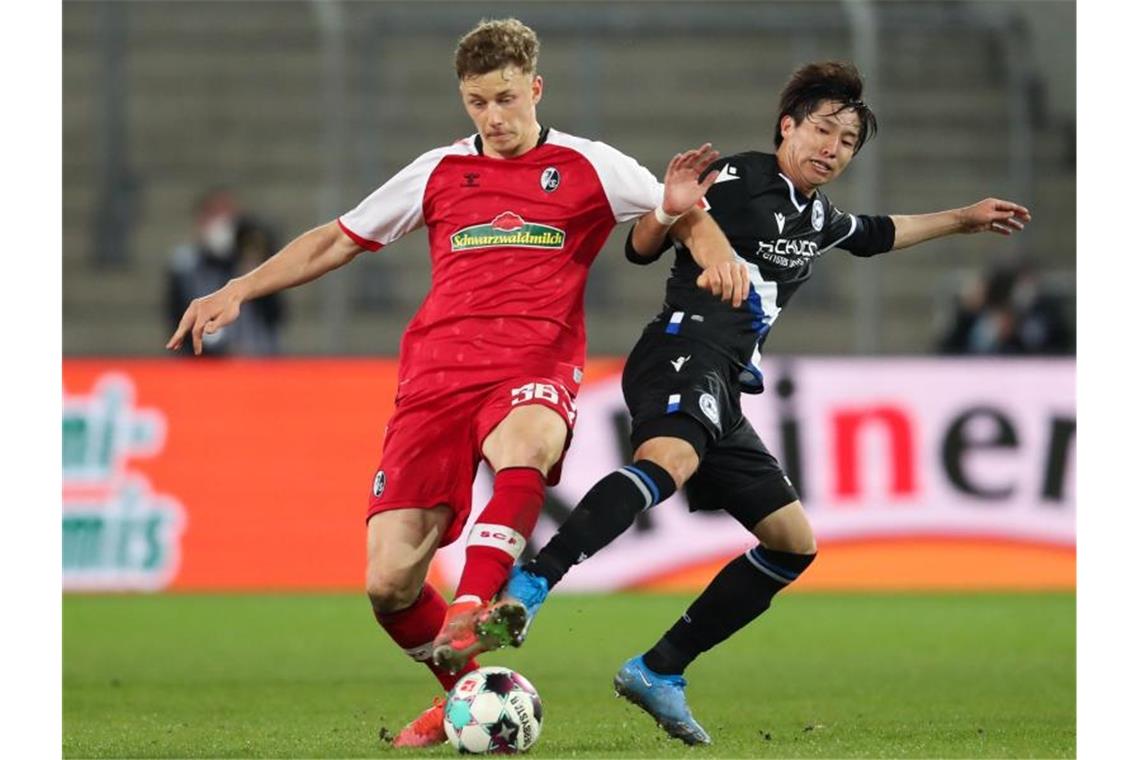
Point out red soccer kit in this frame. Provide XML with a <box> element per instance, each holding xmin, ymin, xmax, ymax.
<box><xmin>338</xmin><ymin>127</ymin><xmax>664</xmax><ymax>545</ymax></box>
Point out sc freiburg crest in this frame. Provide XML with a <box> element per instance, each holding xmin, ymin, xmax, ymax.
<box><xmin>540</xmin><ymin>166</ymin><xmax>560</xmax><ymax>192</ymax></box>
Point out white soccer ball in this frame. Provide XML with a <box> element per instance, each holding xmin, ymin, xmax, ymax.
<box><xmin>443</xmin><ymin>666</ymin><xmax>543</xmax><ymax>753</ymax></box>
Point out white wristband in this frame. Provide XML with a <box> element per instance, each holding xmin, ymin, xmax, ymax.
<box><xmin>653</xmin><ymin>205</ymin><xmax>682</xmax><ymax>227</ymax></box>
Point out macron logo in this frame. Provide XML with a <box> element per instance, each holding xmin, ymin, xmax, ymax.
<box><xmin>670</xmin><ymin>355</ymin><xmax>691</xmax><ymax>372</ymax></box>
<box><xmin>713</xmin><ymin>164</ymin><xmax>740</xmax><ymax>184</ymax></box>
<box><xmin>774</xmin><ymin>212</ymin><xmax>786</xmax><ymax>234</ymax></box>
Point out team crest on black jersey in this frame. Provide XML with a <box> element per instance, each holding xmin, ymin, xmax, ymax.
<box><xmin>811</xmin><ymin>199</ymin><xmax>825</xmax><ymax>231</ymax></box>
<box><xmin>540</xmin><ymin>167</ymin><xmax>560</xmax><ymax>193</ymax></box>
<box><xmin>451</xmin><ymin>212</ymin><xmax>566</xmax><ymax>251</ymax></box>
<box><xmin>699</xmin><ymin>393</ymin><xmax>721</xmax><ymax>427</ymax></box>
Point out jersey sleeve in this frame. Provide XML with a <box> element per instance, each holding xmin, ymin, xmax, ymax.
<box><xmin>582</xmin><ymin>141</ymin><xmax>665</xmax><ymax>223</ymax></box>
<box><xmin>623</xmin><ymin>225</ymin><xmax>673</xmax><ymax>265</ymax></box>
<box><xmin>819</xmin><ymin>203</ymin><xmax>859</xmax><ymax>253</ymax></box>
<box><xmin>337</xmin><ymin>147</ymin><xmax>452</xmax><ymax>251</ymax></box>
<box><xmin>820</xmin><ymin>202</ymin><xmax>896</xmax><ymax>256</ymax></box>
<box><xmin>842</xmin><ymin>215</ymin><xmax>896</xmax><ymax>257</ymax></box>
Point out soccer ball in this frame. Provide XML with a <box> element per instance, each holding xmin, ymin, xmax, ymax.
<box><xmin>443</xmin><ymin>666</ymin><xmax>543</xmax><ymax>753</ymax></box>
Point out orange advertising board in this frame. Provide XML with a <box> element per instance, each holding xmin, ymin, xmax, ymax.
<box><xmin>62</xmin><ymin>359</ymin><xmax>619</xmax><ymax>591</ymax></box>
<box><xmin>64</xmin><ymin>359</ymin><xmax>399</xmax><ymax>590</ymax></box>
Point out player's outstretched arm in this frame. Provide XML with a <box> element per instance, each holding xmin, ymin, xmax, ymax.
<box><xmin>673</xmin><ymin>209</ymin><xmax>749</xmax><ymax>308</ymax></box>
<box><xmin>166</xmin><ymin>221</ymin><xmax>365</xmax><ymax>355</ymax></box>
<box><xmin>628</xmin><ymin>144</ymin><xmax>721</xmax><ymax>260</ymax></box>
<box><xmin>890</xmin><ymin>198</ymin><xmax>1031</xmax><ymax>251</ymax></box>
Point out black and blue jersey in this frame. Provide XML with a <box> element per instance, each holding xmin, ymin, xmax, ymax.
<box><xmin>627</xmin><ymin>151</ymin><xmax>894</xmax><ymax>393</ymax></box>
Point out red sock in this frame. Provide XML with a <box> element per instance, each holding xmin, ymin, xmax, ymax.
<box><xmin>374</xmin><ymin>583</ymin><xmax>479</xmax><ymax>691</ymax></box>
<box><xmin>455</xmin><ymin>467</ymin><xmax>546</xmax><ymax>602</ymax></box>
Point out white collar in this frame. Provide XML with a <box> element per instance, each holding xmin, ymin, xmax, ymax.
<box><xmin>777</xmin><ymin>172</ymin><xmax>810</xmax><ymax>213</ymax></box>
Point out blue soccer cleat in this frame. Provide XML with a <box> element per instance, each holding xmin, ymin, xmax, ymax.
<box><xmin>613</xmin><ymin>655</ymin><xmax>712</xmax><ymax>745</ymax></box>
<box><xmin>503</xmin><ymin>565</ymin><xmax>549</xmax><ymax>620</ymax></box>
<box><xmin>477</xmin><ymin>566</ymin><xmax>549</xmax><ymax>648</ymax></box>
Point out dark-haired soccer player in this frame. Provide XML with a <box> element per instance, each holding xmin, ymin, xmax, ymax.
<box><xmin>166</xmin><ymin>17</ymin><xmax>749</xmax><ymax>748</ymax></box>
<box><xmin>478</xmin><ymin>61</ymin><xmax>1031</xmax><ymax>745</ymax></box>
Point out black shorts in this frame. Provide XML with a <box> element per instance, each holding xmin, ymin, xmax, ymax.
<box><xmin>622</xmin><ymin>332</ymin><xmax>799</xmax><ymax>529</ymax></box>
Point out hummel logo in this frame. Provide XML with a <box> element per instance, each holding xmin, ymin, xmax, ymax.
<box><xmin>774</xmin><ymin>212</ymin><xmax>786</xmax><ymax>233</ymax></box>
<box><xmin>462</xmin><ymin>172</ymin><xmax>480</xmax><ymax>187</ymax></box>
<box><xmin>670</xmin><ymin>355</ymin><xmax>690</xmax><ymax>372</ymax></box>
<box><xmin>713</xmin><ymin>164</ymin><xmax>740</xmax><ymax>184</ymax></box>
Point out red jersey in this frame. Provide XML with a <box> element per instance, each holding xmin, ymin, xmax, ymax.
<box><xmin>338</xmin><ymin>127</ymin><xmax>663</xmax><ymax>396</ymax></box>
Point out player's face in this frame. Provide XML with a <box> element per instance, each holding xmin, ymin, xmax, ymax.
<box><xmin>778</xmin><ymin>99</ymin><xmax>861</xmax><ymax>193</ymax></box>
<box><xmin>460</xmin><ymin>67</ymin><xmax>543</xmax><ymax>159</ymax></box>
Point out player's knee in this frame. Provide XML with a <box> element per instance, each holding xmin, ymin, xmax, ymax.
<box><xmin>788</xmin><ymin>534</ymin><xmax>818</xmax><ymax>555</ymax></box>
<box><xmin>484</xmin><ymin>405</ymin><xmax>568</xmax><ymax>474</ymax></box>
<box><xmin>494</xmin><ymin>440</ymin><xmax>560</xmax><ymax>474</ymax></box>
<box><xmin>763</xmin><ymin>526</ymin><xmax>817</xmax><ymax>555</ymax></box>
<box><xmin>365</xmin><ymin>573</ymin><xmax>421</xmax><ymax>614</ymax></box>
<box><xmin>634</xmin><ymin>438</ymin><xmax>699</xmax><ymax>489</ymax></box>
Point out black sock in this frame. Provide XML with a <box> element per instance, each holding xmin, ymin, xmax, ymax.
<box><xmin>525</xmin><ymin>461</ymin><xmax>676</xmax><ymax>588</ymax></box>
<box><xmin>642</xmin><ymin>546</ymin><xmax>816</xmax><ymax>676</ymax></box>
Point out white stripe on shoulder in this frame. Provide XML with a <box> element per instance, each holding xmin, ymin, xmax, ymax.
<box><xmin>339</xmin><ymin>138</ymin><xmax>477</xmax><ymax>250</ymax></box>
<box><xmin>546</xmin><ymin>129</ymin><xmax>664</xmax><ymax>223</ymax></box>
<box><xmin>820</xmin><ymin>213</ymin><xmax>859</xmax><ymax>253</ymax></box>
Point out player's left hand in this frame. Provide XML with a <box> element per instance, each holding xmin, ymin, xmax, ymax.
<box><xmin>662</xmin><ymin>143</ymin><xmax>721</xmax><ymax>216</ymax></box>
<box><xmin>697</xmin><ymin>260</ymin><xmax>750</xmax><ymax>308</ymax></box>
<box><xmin>959</xmin><ymin>198</ymin><xmax>1032</xmax><ymax>236</ymax></box>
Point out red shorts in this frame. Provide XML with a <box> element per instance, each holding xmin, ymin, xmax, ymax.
<box><xmin>366</xmin><ymin>368</ymin><xmax>580</xmax><ymax>547</ymax></box>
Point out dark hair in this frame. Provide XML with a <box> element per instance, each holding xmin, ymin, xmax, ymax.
<box><xmin>454</xmin><ymin>18</ymin><xmax>539</xmax><ymax>80</ymax></box>
<box><xmin>773</xmin><ymin>61</ymin><xmax>878</xmax><ymax>153</ymax></box>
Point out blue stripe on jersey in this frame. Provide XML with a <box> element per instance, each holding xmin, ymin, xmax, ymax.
<box><xmin>665</xmin><ymin>311</ymin><xmax>684</xmax><ymax>335</ymax></box>
<box><xmin>745</xmin><ymin>286</ymin><xmax>773</xmax><ymax>338</ymax></box>
<box><xmin>623</xmin><ymin>465</ymin><xmax>661</xmax><ymax>506</ymax></box>
<box><xmin>740</xmin><ymin>342</ymin><xmax>765</xmax><ymax>390</ymax></box>
<box><xmin>740</xmin><ymin>285</ymin><xmax>772</xmax><ymax>393</ymax></box>
<box><xmin>739</xmin><ymin>365</ymin><xmax>765</xmax><ymax>391</ymax></box>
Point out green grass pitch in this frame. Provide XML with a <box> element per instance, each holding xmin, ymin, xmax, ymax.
<box><xmin>63</xmin><ymin>592</ymin><xmax>1074</xmax><ymax>758</ymax></box>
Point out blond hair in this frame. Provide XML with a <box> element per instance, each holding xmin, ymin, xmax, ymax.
<box><xmin>454</xmin><ymin>18</ymin><xmax>539</xmax><ymax>80</ymax></box>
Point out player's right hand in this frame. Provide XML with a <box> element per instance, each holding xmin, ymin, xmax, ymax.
<box><xmin>166</xmin><ymin>284</ymin><xmax>243</xmax><ymax>355</ymax></box>
<box><xmin>662</xmin><ymin>143</ymin><xmax>721</xmax><ymax>216</ymax></box>
<box><xmin>696</xmin><ymin>260</ymin><xmax>750</xmax><ymax>308</ymax></box>
<box><xmin>958</xmin><ymin>197</ymin><xmax>1032</xmax><ymax>236</ymax></box>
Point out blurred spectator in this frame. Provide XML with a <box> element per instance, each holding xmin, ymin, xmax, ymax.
<box><xmin>937</xmin><ymin>259</ymin><xmax>1073</xmax><ymax>355</ymax></box>
<box><xmin>166</xmin><ymin>188</ymin><xmax>286</xmax><ymax>356</ymax></box>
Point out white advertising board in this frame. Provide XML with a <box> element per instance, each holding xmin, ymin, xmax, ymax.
<box><xmin>436</xmin><ymin>358</ymin><xmax>1075</xmax><ymax>591</ymax></box>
